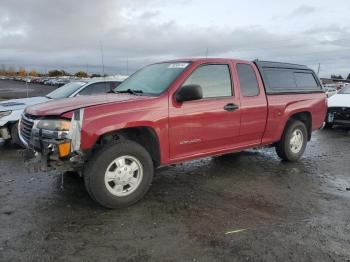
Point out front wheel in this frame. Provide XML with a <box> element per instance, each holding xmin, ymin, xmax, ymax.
<box><xmin>275</xmin><ymin>120</ymin><xmax>308</xmax><ymax>162</ymax></box>
<box><xmin>11</xmin><ymin>122</ymin><xmax>25</xmax><ymax>148</ymax></box>
<box><xmin>84</xmin><ymin>140</ymin><xmax>154</xmax><ymax>208</ymax></box>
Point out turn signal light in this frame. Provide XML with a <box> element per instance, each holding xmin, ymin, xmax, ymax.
<box><xmin>58</xmin><ymin>142</ymin><xmax>71</xmax><ymax>158</ymax></box>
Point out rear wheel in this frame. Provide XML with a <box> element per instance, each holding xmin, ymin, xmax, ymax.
<box><xmin>275</xmin><ymin>120</ymin><xmax>308</xmax><ymax>162</ymax></box>
<box><xmin>84</xmin><ymin>140</ymin><xmax>154</xmax><ymax>208</ymax></box>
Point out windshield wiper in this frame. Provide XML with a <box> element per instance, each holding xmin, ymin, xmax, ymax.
<box><xmin>116</xmin><ymin>89</ymin><xmax>144</xmax><ymax>95</ymax></box>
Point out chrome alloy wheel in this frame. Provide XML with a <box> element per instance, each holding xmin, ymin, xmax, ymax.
<box><xmin>290</xmin><ymin>129</ymin><xmax>304</xmax><ymax>154</ymax></box>
<box><xmin>104</xmin><ymin>155</ymin><xmax>143</xmax><ymax>197</ymax></box>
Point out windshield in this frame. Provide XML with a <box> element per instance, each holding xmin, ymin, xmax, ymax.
<box><xmin>115</xmin><ymin>62</ymin><xmax>190</xmax><ymax>96</ymax></box>
<box><xmin>46</xmin><ymin>82</ymin><xmax>86</xmax><ymax>99</ymax></box>
<box><xmin>338</xmin><ymin>86</ymin><xmax>350</xmax><ymax>94</ymax></box>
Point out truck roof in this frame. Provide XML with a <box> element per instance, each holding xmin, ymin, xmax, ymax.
<box><xmin>163</xmin><ymin>58</ymin><xmax>250</xmax><ymax>64</ymax></box>
<box><xmin>154</xmin><ymin>58</ymin><xmax>323</xmax><ymax>94</ymax></box>
<box><xmin>253</xmin><ymin>60</ymin><xmax>323</xmax><ymax>94</ymax></box>
<box><xmin>253</xmin><ymin>60</ymin><xmax>309</xmax><ymax>70</ymax></box>
<box><xmin>163</xmin><ymin>58</ymin><xmax>311</xmax><ymax>71</ymax></box>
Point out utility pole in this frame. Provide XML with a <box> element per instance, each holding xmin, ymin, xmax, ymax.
<box><xmin>126</xmin><ymin>57</ymin><xmax>129</xmax><ymax>76</ymax></box>
<box><xmin>317</xmin><ymin>63</ymin><xmax>321</xmax><ymax>76</ymax></box>
<box><xmin>100</xmin><ymin>41</ymin><xmax>105</xmax><ymax>77</ymax></box>
<box><xmin>25</xmin><ymin>71</ymin><xmax>29</xmax><ymax>98</ymax></box>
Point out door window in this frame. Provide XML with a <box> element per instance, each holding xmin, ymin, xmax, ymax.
<box><xmin>237</xmin><ymin>64</ymin><xmax>260</xmax><ymax>97</ymax></box>
<box><xmin>182</xmin><ymin>64</ymin><xmax>232</xmax><ymax>98</ymax></box>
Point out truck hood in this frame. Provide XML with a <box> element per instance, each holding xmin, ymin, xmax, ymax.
<box><xmin>25</xmin><ymin>93</ymin><xmax>153</xmax><ymax>116</ymax></box>
<box><xmin>328</xmin><ymin>94</ymin><xmax>350</xmax><ymax>108</ymax></box>
<box><xmin>0</xmin><ymin>96</ymin><xmax>50</xmax><ymax>112</ymax></box>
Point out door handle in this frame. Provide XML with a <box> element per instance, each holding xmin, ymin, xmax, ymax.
<box><xmin>224</xmin><ymin>103</ymin><xmax>239</xmax><ymax>112</ymax></box>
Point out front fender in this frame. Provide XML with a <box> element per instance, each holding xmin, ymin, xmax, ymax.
<box><xmin>0</xmin><ymin>109</ymin><xmax>23</xmax><ymax>126</ymax></box>
<box><xmin>79</xmin><ymin>105</ymin><xmax>168</xmax><ymax>152</ymax></box>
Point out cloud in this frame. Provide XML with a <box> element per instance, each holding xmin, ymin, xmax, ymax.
<box><xmin>0</xmin><ymin>0</ymin><xmax>349</xmax><ymax>77</ymax></box>
<box><xmin>288</xmin><ymin>5</ymin><xmax>317</xmax><ymax>17</ymax></box>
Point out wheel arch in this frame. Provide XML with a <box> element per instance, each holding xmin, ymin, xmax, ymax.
<box><xmin>288</xmin><ymin>111</ymin><xmax>312</xmax><ymax>140</ymax></box>
<box><xmin>93</xmin><ymin>126</ymin><xmax>161</xmax><ymax>167</ymax></box>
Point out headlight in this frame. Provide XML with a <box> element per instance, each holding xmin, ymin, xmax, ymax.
<box><xmin>37</xmin><ymin>119</ymin><xmax>71</xmax><ymax>131</ymax></box>
<box><xmin>0</xmin><ymin>111</ymin><xmax>12</xmax><ymax>119</ymax></box>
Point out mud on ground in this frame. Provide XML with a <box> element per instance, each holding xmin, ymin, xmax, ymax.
<box><xmin>0</xmin><ymin>128</ymin><xmax>350</xmax><ymax>261</ymax></box>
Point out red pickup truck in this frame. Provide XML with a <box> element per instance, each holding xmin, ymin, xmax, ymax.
<box><xmin>20</xmin><ymin>59</ymin><xmax>327</xmax><ymax>208</ymax></box>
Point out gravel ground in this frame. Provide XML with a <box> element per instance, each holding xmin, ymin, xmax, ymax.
<box><xmin>0</xmin><ymin>81</ymin><xmax>350</xmax><ymax>261</ymax></box>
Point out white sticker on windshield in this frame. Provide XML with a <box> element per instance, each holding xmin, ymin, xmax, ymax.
<box><xmin>168</xmin><ymin>63</ymin><xmax>189</xmax><ymax>69</ymax></box>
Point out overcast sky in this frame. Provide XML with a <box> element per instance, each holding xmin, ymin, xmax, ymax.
<box><xmin>1</xmin><ymin>0</ymin><xmax>350</xmax><ymax>77</ymax></box>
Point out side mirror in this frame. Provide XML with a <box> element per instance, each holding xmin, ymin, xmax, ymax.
<box><xmin>175</xmin><ymin>84</ymin><xmax>203</xmax><ymax>103</ymax></box>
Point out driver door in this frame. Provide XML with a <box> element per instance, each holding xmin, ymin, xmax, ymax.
<box><xmin>168</xmin><ymin>63</ymin><xmax>241</xmax><ymax>161</ymax></box>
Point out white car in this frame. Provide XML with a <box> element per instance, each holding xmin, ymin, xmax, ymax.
<box><xmin>0</xmin><ymin>78</ymin><xmax>125</xmax><ymax>146</ymax></box>
<box><xmin>325</xmin><ymin>86</ymin><xmax>350</xmax><ymax>128</ymax></box>
<box><xmin>325</xmin><ymin>87</ymin><xmax>337</xmax><ymax>98</ymax></box>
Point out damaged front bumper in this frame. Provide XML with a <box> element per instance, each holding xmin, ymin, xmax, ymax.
<box><xmin>23</xmin><ymin>138</ymin><xmax>85</xmax><ymax>172</ymax></box>
<box><xmin>22</xmin><ymin>109</ymin><xmax>86</xmax><ymax>172</ymax></box>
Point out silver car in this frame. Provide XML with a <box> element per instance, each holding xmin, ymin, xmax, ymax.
<box><xmin>0</xmin><ymin>78</ymin><xmax>125</xmax><ymax>146</ymax></box>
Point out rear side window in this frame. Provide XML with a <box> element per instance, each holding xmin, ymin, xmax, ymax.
<box><xmin>236</xmin><ymin>64</ymin><xmax>260</xmax><ymax>96</ymax></box>
<box><xmin>183</xmin><ymin>64</ymin><xmax>232</xmax><ymax>98</ymax></box>
<box><xmin>294</xmin><ymin>73</ymin><xmax>318</xmax><ymax>89</ymax></box>
<box><xmin>263</xmin><ymin>68</ymin><xmax>320</xmax><ymax>92</ymax></box>
<box><xmin>265</xmin><ymin>69</ymin><xmax>296</xmax><ymax>90</ymax></box>
<box><xmin>79</xmin><ymin>82</ymin><xmax>109</xmax><ymax>95</ymax></box>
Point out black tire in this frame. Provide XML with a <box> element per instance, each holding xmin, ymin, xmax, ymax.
<box><xmin>275</xmin><ymin>120</ymin><xmax>308</xmax><ymax>162</ymax></box>
<box><xmin>84</xmin><ymin>140</ymin><xmax>154</xmax><ymax>208</ymax></box>
<box><xmin>10</xmin><ymin>122</ymin><xmax>25</xmax><ymax>148</ymax></box>
<box><xmin>64</xmin><ymin>171</ymin><xmax>82</xmax><ymax>179</ymax></box>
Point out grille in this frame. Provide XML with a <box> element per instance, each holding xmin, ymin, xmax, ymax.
<box><xmin>328</xmin><ymin>107</ymin><xmax>350</xmax><ymax>120</ymax></box>
<box><xmin>20</xmin><ymin>114</ymin><xmax>36</xmax><ymax>145</ymax></box>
